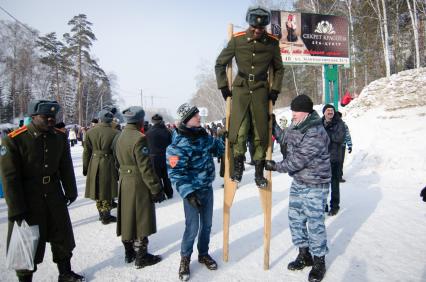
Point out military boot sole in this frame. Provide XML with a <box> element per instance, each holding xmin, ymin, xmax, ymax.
<box><xmin>198</xmin><ymin>259</ymin><xmax>217</xmax><ymax>270</ymax></box>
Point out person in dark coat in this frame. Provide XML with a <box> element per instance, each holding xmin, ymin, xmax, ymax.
<box><xmin>146</xmin><ymin>114</ymin><xmax>174</xmax><ymax>199</ymax></box>
<box><xmin>115</xmin><ymin>106</ymin><xmax>166</xmax><ymax>269</ymax></box>
<box><xmin>322</xmin><ymin>104</ymin><xmax>345</xmax><ymax>216</ymax></box>
<box><xmin>83</xmin><ymin>109</ymin><xmax>120</xmax><ymax>224</ymax></box>
<box><xmin>0</xmin><ymin>100</ymin><xmax>84</xmax><ymax>282</ymax></box>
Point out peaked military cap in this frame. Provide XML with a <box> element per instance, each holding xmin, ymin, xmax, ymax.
<box><xmin>98</xmin><ymin>109</ymin><xmax>114</xmax><ymax>123</ymax></box>
<box><xmin>246</xmin><ymin>6</ymin><xmax>271</xmax><ymax>27</ymax></box>
<box><xmin>27</xmin><ymin>99</ymin><xmax>61</xmax><ymax>117</ymax></box>
<box><xmin>122</xmin><ymin>106</ymin><xmax>145</xmax><ymax>123</ymax></box>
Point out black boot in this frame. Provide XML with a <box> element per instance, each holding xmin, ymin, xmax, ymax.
<box><xmin>134</xmin><ymin>238</ymin><xmax>161</xmax><ymax>269</ymax></box>
<box><xmin>254</xmin><ymin>160</ymin><xmax>267</xmax><ymax>188</ymax></box>
<box><xmin>101</xmin><ymin>211</ymin><xmax>117</xmax><ymax>225</ymax></box>
<box><xmin>179</xmin><ymin>256</ymin><xmax>190</xmax><ymax>281</ymax></box>
<box><xmin>287</xmin><ymin>247</ymin><xmax>313</xmax><ymax>270</ymax></box>
<box><xmin>198</xmin><ymin>254</ymin><xmax>217</xmax><ymax>270</ymax></box>
<box><xmin>231</xmin><ymin>155</ymin><xmax>245</xmax><ymax>183</ymax></box>
<box><xmin>308</xmin><ymin>256</ymin><xmax>326</xmax><ymax>282</ymax></box>
<box><xmin>123</xmin><ymin>241</ymin><xmax>136</xmax><ymax>263</ymax></box>
<box><xmin>57</xmin><ymin>259</ymin><xmax>85</xmax><ymax>282</ymax></box>
<box><xmin>17</xmin><ymin>274</ymin><xmax>33</xmax><ymax>282</ymax></box>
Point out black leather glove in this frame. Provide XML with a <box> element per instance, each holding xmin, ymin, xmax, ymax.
<box><xmin>348</xmin><ymin>147</ymin><xmax>352</xmax><ymax>154</ymax></box>
<box><xmin>186</xmin><ymin>192</ymin><xmax>202</xmax><ymax>210</ymax></box>
<box><xmin>220</xmin><ymin>87</ymin><xmax>232</xmax><ymax>101</ymax></box>
<box><xmin>420</xmin><ymin>187</ymin><xmax>426</xmax><ymax>202</ymax></box>
<box><xmin>10</xmin><ymin>213</ymin><xmax>26</xmax><ymax>226</ymax></box>
<box><xmin>83</xmin><ymin>170</ymin><xmax>87</xmax><ymax>176</ymax></box>
<box><xmin>151</xmin><ymin>191</ymin><xmax>166</xmax><ymax>203</ymax></box>
<box><xmin>265</xmin><ymin>160</ymin><xmax>277</xmax><ymax>171</ymax></box>
<box><xmin>268</xmin><ymin>90</ymin><xmax>279</xmax><ymax>105</ymax></box>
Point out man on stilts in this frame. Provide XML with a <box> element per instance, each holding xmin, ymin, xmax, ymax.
<box><xmin>215</xmin><ymin>6</ymin><xmax>284</xmax><ymax>188</ymax></box>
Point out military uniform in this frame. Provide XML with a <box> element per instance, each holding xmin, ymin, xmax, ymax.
<box><xmin>215</xmin><ymin>28</ymin><xmax>284</xmax><ymax>160</ymax></box>
<box><xmin>1</xmin><ymin>122</ymin><xmax>77</xmax><ymax>263</ymax></box>
<box><xmin>115</xmin><ymin>105</ymin><xmax>165</xmax><ymax>269</ymax></box>
<box><xmin>83</xmin><ymin>121</ymin><xmax>120</xmax><ymax>222</ymax></box>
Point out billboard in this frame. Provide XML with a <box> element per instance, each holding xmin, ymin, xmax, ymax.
<box><xmin>269</xmin><ymin>11</ymin><xmax>349</xmax><ymax>65</ymax></box>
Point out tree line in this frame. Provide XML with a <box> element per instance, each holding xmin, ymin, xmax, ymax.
<box><xmin>0</xmin><ymin>14</ymin><xmax>116</xmax><ymax>125</ymax></box>
<box><xmin>192</xmin><ymin>0</ymin><xmax>426</xmax><ymax>122</ymax></box>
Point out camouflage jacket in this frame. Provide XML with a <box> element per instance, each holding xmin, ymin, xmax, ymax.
<box><xmin>166</xmin><ymin>125</ymin><xmax>225</xmax><ymax>198</ymax></box>
<box><xmin>274</xmin><ymin>111</ymin><xmax>331</xmax><ymax>185</ymax></box>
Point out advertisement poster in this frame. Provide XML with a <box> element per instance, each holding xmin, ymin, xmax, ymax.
<box><xmin>269</xmin><ymin>11</ymin><xmax>349</xmax><ymax>65</ymax></box>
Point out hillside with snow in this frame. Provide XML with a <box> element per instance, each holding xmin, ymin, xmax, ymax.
<box><xmin>0</xmin><ymin>69</ymin><xmax>425</xmax><ymax>281</ymax></box>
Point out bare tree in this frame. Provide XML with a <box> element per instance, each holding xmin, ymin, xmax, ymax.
<box><xmin>406</xmin><ymin>0</ymin><xmax>421</xmax><ymax>68</ymax></box>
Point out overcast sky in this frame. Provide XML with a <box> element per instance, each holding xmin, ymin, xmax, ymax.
<box><xmin>0</xmin><ymin>0</ymin><xmax>260</xmax><ymax>117</ymax></box>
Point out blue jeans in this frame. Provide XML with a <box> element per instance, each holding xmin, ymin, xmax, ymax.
<box><xmin>180</xmin><ymin>188</ymin><xmax>213</xmax><ymax>258</ymax></box>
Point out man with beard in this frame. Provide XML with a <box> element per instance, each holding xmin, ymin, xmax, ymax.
<box><xmin>0</xmin><ymin>100</ymin><xmax>84</xmax><ymax>282</ymax></box>
<box><xmin>215</xmin><ymin>6</ymin><xmax>284</xmax><ymax>188</ymax></box>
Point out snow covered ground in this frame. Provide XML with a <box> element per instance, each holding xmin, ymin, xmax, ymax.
<box><xmin>1</xmin><ymin>69</ymin><xmax>426</xmax><ymax>281</ymax></box>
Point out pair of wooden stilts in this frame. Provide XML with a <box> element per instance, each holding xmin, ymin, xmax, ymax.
<box><xmin>222</xmin><ymin>24</ymin><xmax>273</xmax><ymax>270</ymax></box>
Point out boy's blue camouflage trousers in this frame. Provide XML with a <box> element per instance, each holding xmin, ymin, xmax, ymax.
<box><xmin>288</xmin><ymin>180</ymin><xmax>330</xmax><ymax>257</ymax></box>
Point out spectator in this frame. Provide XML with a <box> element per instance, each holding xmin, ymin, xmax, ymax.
<box><xmin>68</xmin><ymin>128</ymin><xmax>77</xmax><ymax>147</ymax></box>
<box><xmin>146</xmin><ymin>114</ymin><xmax>174</xmax><ymax>199</ymax></box>
<box><xmin>322</xmin><ymin>104</ymin><xmax>345</xmax><ymax>216</ymax></box>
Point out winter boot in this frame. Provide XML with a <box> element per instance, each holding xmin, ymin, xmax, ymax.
<box><xmin>123</xmin><ymin>241</ymin><xmax>136</xmax><ymax>263</ymax></box>
<box><xmin>17</xmin><ymin>274</ymin><xmax>33</xmax><ymax>282</ymax></box>
<box><xmin>328</xmin><ymin>207</ymin><xmax>339</xmax><ymax>216</ymax></box>
<box><xmin>134</xmin><ymin>238</ymin><xmax>161</xmax><ymax>269</ymax></box>
<box><xmin>198</xmin><ymin>254</ymin><xmax>218</xmax><ymax>270</ymax></box>
<box><xmin>231</xmin><ymin>155</ymin><xmax>245</xmax><ymax>183</ymax></box>
<box><xmin>101</xmin><ymin>211</ymin><xmax>117</xmax><ymax>225</ymax></box>
<box><xmin>57</xmin><ymin>259</ymin><xmax>85</xmax><ymax>282</ymax></box>
<box><xmin>179</xmin><ymin>256</ymin><xmax>190</xmax><ymax>281</ymax></box>
<box><xmin>254</xmin><ymin>160</ymin><xmax>267</xmax><ymax>188</ymax></box>
<box><xmin>287</xmin><ymin>247</ymin><xmax>313</xmax><ymax>270</ymax></box>
<box><xmin>324</xmin><ymin>204</ymin><xmax>329</xmax><ymax>213</ymax></box>
<box><xmin>308</xmin><ymin>256</ymin><xmax>326</xmax><ymax>282</ymax></box>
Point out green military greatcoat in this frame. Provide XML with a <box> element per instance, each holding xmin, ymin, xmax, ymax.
<box><xmin>83</xmin><ymin>122</ymin><xmax>120</xmax><ymax>201</ymax></box>
<box><xmin>0</xmin><ymin>123</ymin><xmax>77</xmax><ymax>264</ymax></box>
<box><xmin>215</xmin><ymin>29</ymin><xmax>284</xmax><ymax>149</ymax></box>
<box><xmin>115</xmin><ymin>124</ymin><xmax>162</xmax><ymax>240</ymax></box>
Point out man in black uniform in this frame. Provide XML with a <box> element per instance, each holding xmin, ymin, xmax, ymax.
<box><xmin>0</xmin><ymin>100</ymin><xmax>84</xmax><ymax>282</ymax></box>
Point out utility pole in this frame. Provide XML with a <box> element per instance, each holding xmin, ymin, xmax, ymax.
<box><xmin>140</xmin><ymin>89</ymin><xmax>143</xmax><ymax>107</ymax></box>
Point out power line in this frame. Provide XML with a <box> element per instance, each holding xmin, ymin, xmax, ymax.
<box><xmin>0</xmin><ymin>5</ymin><xmax>37</xmax><ymax>35</ymax></box>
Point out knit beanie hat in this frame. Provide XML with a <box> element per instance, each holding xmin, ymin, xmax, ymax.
<box><xmin>177</xmin><ymin>103</ymin><xmax>199</xmax><ymax>124</ymax></box>
<box><xmin>322</xmin><ymin>104</ymin><xmax>335</xmax><ymax>114</ymax></box>
<box><xmin>290</xmin><ymin>94</ymin><xmax>314</xmax><ymax>113</ymax></box>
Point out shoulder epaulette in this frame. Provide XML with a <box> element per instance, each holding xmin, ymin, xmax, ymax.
<box><xmin>8</xmin><ymin>125</ymin><xmax>28</xmax><ymax>138</ymax></box>
<box><xmin>233</xmin><ymin>31</ymin><xmax>246</xmax><ymax>38</ymax></box>
<box><xmin>267</xmin><ymin>33</ymin><xmax>279</xmax><ymax>41</ymax></box>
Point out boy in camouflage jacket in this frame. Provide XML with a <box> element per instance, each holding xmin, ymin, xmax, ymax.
<box><xmin>166</xmin><ymin>103</ymin><xmax>224</xmax><ymax>281</ymax></box>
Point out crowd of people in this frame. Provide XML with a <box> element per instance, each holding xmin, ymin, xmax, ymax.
<box><xmin>4</xmin><ymin>4</ymin><xmax>415</xmax><ymax>282</ymax></box>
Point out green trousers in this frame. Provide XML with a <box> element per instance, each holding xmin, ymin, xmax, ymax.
<box><xmin>232</xmin><ymin>103</ymin><xmax>267</xmax><ymax>160</ymax></box>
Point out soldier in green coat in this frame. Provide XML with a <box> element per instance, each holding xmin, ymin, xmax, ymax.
<box><xmin>83</xmin><ymin>109</ymin><xmax>120</xmax><ymax>224</ymax></box>
<box><xmin>0</xmin><ymin>100</ymin><xmax>84</xmax><ymax>282</ymax></box>
<box><xmin>114</xmin><ymin>106</ymin><xmax>166</xmax><ymax>269</ymax></box>
<box><xmin>215</xmin><ymin>6</ymin><xmax>284</xmax><ymax>188</ymax></box>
